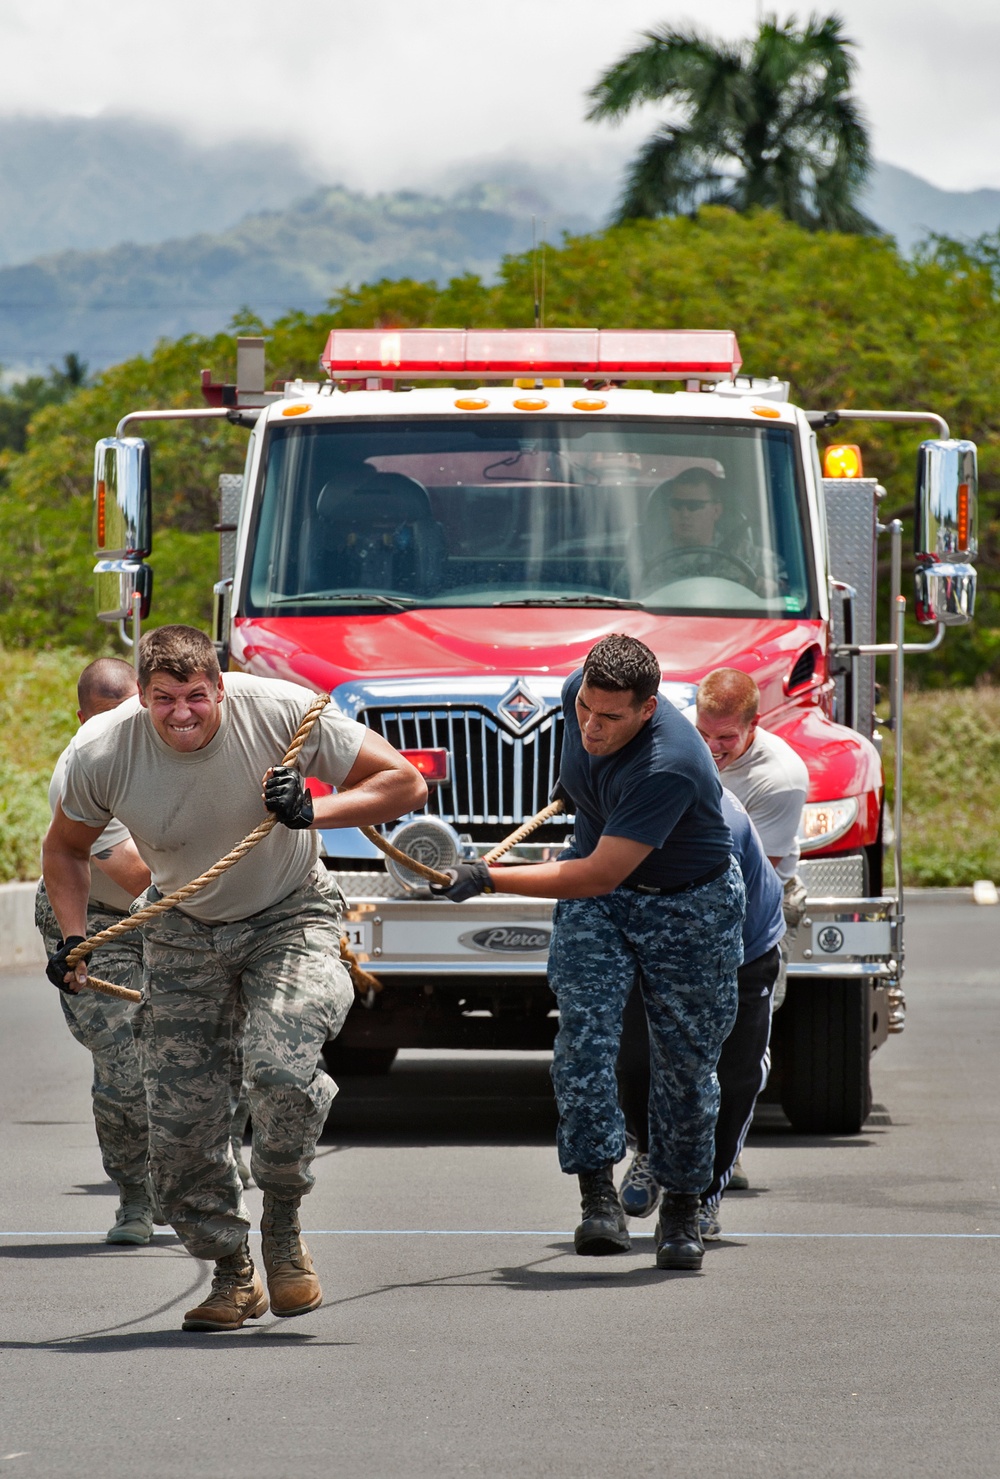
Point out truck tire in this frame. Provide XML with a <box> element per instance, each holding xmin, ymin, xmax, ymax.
<box><xmin>322</xmin><ymin>1042</ymin><xmax>399</xmax><ymax>1077</ymax></box>
<box><xmin>778</xmin><ymin>977</ymin><xmax>871</xmax><ymax>1135</ymax></box>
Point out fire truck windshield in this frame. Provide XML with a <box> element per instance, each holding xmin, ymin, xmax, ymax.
<box><xmin>245</xmin><ymin>418</ymin><xmax>814</xmax><ymax>617</ymax></box>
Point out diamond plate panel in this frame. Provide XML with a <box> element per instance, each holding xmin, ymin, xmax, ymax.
<box><xmin>218</xmin><ymin>473</ymin><xmax>243</xmax><ymax>582</ymax></box>
<box><xmin>823</xmin><ymin>477</ymin><xmax>878</xmax><ymax>738</ymax></box>
<box><xmin>799</xmin><ymin>853</ymin><xmax>866</xmax><ymax>897</ymax></box>
<box><xmin>330</xmin><ymin>868</ymin><xmax>410</xmax><ymax>901</ymax></box>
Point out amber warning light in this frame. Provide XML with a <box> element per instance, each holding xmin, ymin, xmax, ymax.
<box><xmin>321</xmin><ymin>328</ymin><xmax>742</xmax><ymax>382</ymax></box>
<box><xmin>96</xmin><ymin>481</ymin><xmax>107</xmax><ymax>546</ymax></box>
<box><xmin>958</xmin><ymin>483</ymin><xmax>970</xmax><ymax>550</ymax></box>
<box><xmin>823</xmin><ymin>444</ymin><xmax>863</xmax><ymax>479</ymax></box>
<box><xmin>400</xmin><ymin>748</ymin><xmax>450</xmax><ymax>785</ymax></box>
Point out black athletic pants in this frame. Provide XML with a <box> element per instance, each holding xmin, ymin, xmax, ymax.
<box><xmin>616</xmin><ymin>944</ymin><xmax>780</xmax><ymax>1205</ymax></box>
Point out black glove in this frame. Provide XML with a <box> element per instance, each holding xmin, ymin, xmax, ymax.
<box><xmin>46</xmin><ymin>936</ymin><xmax>91</xmax><ymax>992</ymax></box>
<box><xmin>429</xmin><ymin>860</ymin><xmax>495</xmax><ymax>902</ymax></box>
<box><xmin>263</xmin><ymin>766</ymin><xmax>315</xmax><ymax>829</ymax></box>
<box><xmin>549</xmin><ymin>780</ymin><xmax>573</xmax><ymax>811</ymax></box>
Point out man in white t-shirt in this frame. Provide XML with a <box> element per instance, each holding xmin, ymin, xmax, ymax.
<box><xmin>43</xmin><ymin>625</ymin><xmax>427</xmax><ymax>1333</ymax></box>
<box><xmin>35</xmin><ymin>658</ymin><xmax>154</xmax><ymax>1244</ymax></box>
<box><xmin>695</xmin><ymin>669</ymin><xmax>809</xmax><ymax>885</ymax></box>
<box><xmin>694</xmin><ymin>667</ymin><xmax>809</xmax><ymax>1187</ymax></box>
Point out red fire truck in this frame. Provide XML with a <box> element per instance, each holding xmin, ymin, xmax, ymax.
<box><xmin>92</xmin><ymin>328</ymin><xmax>978</xmax><ymax>1134</ymax></box>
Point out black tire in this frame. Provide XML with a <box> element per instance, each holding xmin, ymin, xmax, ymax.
<box><xmin>322</xmin><ymin>1043</ymin><xmax>399</xmax><ymax>1077</ymax></box>
<box><xmin>778</xmin><ymin>977</ymin><xmax>872</xmax><ymax>1134</ymax></box>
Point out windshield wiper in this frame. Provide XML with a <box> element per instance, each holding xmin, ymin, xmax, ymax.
<box><xmin>493</xmin><ymin>594</ymin><xmax>645</xmax><ymax>609</ymax></box>
<box><xmin>269</xmin><ymin>592</ymin><xmax>419</xmax><ymax>610</ymax></box>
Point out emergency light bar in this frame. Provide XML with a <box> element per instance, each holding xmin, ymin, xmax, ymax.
<box><xmin>321</xmin><ymin>328</ymin><xmax>742</xmax><ymax>383</ymax></box>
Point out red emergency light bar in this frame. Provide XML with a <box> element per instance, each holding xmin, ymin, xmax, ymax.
<box><xmin>320</xmin><ymin>328</ymin><xmax>742</xmax><ymax>382</ymax></box>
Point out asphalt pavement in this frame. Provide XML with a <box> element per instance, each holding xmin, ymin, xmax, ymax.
<box><xmin>2</xmin><ymin>894</ymin><xmax>1000</xmax><ymax>1479</ymax></box>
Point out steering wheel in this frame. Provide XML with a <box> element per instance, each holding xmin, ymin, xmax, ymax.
<box><xmin>643</xmin><ymin>545</ymin><xmax>759</xmax><ymax>587</ymax></box>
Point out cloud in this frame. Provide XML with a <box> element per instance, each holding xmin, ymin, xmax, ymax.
<box><xmin>0</xmin><ymin>0</ymin><xmax>998</xmax><ymax>193</ymax></box>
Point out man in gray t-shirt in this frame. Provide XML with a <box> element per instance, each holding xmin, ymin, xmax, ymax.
<box><xmin>44</xmin><ymin>625</ymin><xmax>427</xmax><ymax>1334</ymax></box>
<box><xmin>695</xmin><ymin>669</ymin><xmax>809</xmax><ymax>884</ymax></box>
<box><xmin>694</xmin><ymin>667</ymin><xmax>810</xmax><ymax>1190</ymax></box>
<box><xmin>35</xmin><ymin>658</ymin><xmax>154</xmax><ymax>1245</ymax></box>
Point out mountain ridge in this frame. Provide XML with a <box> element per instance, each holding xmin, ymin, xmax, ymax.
<box><xmin>0</xmin><ymin>113</ymin><xmax>998</xmax><ymax>373</ymax></box>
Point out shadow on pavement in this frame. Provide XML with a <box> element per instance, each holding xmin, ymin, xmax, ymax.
<box><xmin>0</xmin><ymin>1240</ymin><xmax>183</xmax><ymax>1259</ymax></box>
<box><xmin>324</xmin><ymin>1053</ymin><xmax>558</xmax><ymax>1146</ymax></box>
<box><xmin>0</xmin><ymin>1329</ymin><xmax>356</xmax><ymax>1353</ymax></box>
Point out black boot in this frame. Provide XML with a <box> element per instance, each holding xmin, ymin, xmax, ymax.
<box><xmin>574</xmin><ymin>1165</ymin><xmax>631</xmax><ymax>1255</ymax></box>
<box><xmin>655</xmin><ymin>1192</ymin><xmax>704</xmax><ymax>1270</ymax></box>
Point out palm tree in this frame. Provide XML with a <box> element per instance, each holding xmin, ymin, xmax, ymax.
<box><xmin>587</xmin><ymin>12</ymin><xmax>875</xmax><ymax>233</ymax></box>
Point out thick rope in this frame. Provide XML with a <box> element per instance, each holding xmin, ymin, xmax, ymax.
<box><xmin>359</xmin><ymin>797</ymin><xmax>565</xmax><ymax>881</ymax></box>
<box><xmin>482</xmin><ymin>799</ymin><xmax>564</xmax><ymax>864</ymax></box>
<box><xmin>360</xmin><ymin>825</ymin><xmax>451</xmax><ymax>884</ymax></box>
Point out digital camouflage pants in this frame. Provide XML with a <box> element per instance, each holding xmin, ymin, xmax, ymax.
<box><xmin>130</xmin><ymin>867</ymin><xmax>354</xmax><ymax>1261</ymax></box>
<box><xmin>548</xmin><ymin>859</ymin><xmax>745</xmax><ymax>1196</ymax></box>
<box><xmin>35</xmin><ymin>882</ymin><xmax>148</xmax><ymax>1187</ymax></box>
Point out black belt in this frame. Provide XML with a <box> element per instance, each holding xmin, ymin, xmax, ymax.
<box><xmin>623</xmin><ymin>857</ymin><xmax>730</xmax><ymax>897</ymax></box>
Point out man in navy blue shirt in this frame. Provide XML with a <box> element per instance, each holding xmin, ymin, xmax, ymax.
<box><xmin>432</xmin><ymin>634</ymin><xmax>745</xmax><ymax>1271</ymax></box>
<box><xmin>617</xmin><ymin>790</ymin><xmax>785</xmax><ymax>1238</ymax></box>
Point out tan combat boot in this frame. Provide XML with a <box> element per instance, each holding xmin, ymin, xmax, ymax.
<box><xmin>182</xmin><ymin>1242</ymin><xmax>269</xmax><ymax>1332</ymax></box>
<box><xmin>260</xmin><ymin>1193</ymin><xmax>323</xmax><ymax>1317</ymax></box>
<box><xmin>106</xmin><ymin>1181</ymin><xmax>154</xmax><ymax>1246</ymax></box>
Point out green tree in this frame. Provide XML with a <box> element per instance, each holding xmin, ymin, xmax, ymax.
<box><xmin>4</xmin><ymin>209</ymin><xmax>1000</xmax><ymax>681</ymax></box>
<box><xmin>0</xmin><ymin>354</ymin><xmax>90</xmax><ymax>458</ymax></box>
<box><xmin>586</xmin><ymin>12</ymin><xmax>875</xmax><ymax>232</ymax></box>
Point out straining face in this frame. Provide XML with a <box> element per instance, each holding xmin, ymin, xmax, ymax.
<box><xmin>385</xmin><ymin>817</ymin><xmax>462</xmax><ymax>892</ymax></box>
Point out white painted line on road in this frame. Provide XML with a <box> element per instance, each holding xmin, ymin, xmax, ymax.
<box><xmin>4</xmin><ymin>1229</ymin><xmax>1000</xmax><ymax>1240</ymax></box>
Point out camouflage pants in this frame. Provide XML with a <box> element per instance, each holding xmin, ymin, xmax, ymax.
<box><xmin>35</xmin><ymin>882</ymin><xmax>148</xmax><ymax>1186</ymax></box>
<box><xmin>548</xmin><ymin>859</ymin><xmax>745</xmax><ymax>1195</ymax></box>
<box><xmin>131</xmin><ymin>867</ymin><xmax>353</xmax><ymax>1261</ymax></box>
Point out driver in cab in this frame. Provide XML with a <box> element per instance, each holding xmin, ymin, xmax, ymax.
<box><xmin>643</xmin><ymin>466</ymin><xmax>780</xmax><ymax>596</ymax></box>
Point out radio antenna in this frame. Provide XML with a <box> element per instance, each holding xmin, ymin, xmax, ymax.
<box><xmin>532</xmin><ymin>216</ymin><xmax>540</xmax><ymax>329</ymax></box>
<box><xmin>539</xmin><ymin>226</ymin><xmax>547</xmax><ymax>331</ymax></box>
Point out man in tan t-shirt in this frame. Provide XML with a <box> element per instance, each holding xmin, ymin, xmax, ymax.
<box><xmin>43</xmin><ymin>625</ymin><xmax>427</xmax><ymax>1333</ymax></box>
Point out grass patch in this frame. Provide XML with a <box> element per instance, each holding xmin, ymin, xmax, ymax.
<box><xmin>890</xmin><ymin>687</ymin><xmax>1000</xmax><ymax>887</ymax></box>
<box><xmin>0</xmin><ymin>646</ymin><xmax>90</xmax><ymax>883</ymax></box>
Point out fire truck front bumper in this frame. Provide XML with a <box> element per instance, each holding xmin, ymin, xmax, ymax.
<box><xmin>341</xmin><ymin>893</ymin><xmax>555</xmax><ymax>976</ymax></box>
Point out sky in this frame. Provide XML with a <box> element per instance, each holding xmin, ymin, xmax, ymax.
<box><xmin>1</xmin><ymin>0</ymin><xmax>998</xmax><ymax>194</ymax></box>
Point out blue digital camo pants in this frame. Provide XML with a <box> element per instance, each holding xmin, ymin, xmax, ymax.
<box><xmin>35</xmin><ymin>882</ymin><xmax>148</xmax><ymax>1187</ymax></box>
<box><xmin>548</xmin><ymin>859</ymin><xmax>745</xmax><ymax>1195</ymax></box>
<box><xmin>130</xmin><ymin>867</ymin><xmax>354</xmax><ymax>1261</ymax></box>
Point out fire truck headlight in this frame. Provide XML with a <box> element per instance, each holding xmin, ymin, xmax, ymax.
<box><xmin>798</xmin><ymin>797</ymin><xmax>860</xmax><ymax>852</ymax></box>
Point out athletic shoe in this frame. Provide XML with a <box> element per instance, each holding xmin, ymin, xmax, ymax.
<box><xmin>728</xmin><ymin>1155</ymin><xmax>750</xmax><ymax>1191</ymax></box>
<box><xmin>699</xmin><ymin>1202</ymin><xmax>722</xmax><ymax>1241</ymax></box>
<box><xmin>619</xmin><ymin>1151</ymin><xmax>661</xmax><ymax>1219</ymax></box>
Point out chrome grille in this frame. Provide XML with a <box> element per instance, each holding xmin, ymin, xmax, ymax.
<box><xmin>361</xmin><ymin>706</ymin><xmax>571</xmax><ymax>830</ymax></box>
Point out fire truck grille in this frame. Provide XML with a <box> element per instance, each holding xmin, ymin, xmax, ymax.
<box><xmin>360</xmin><ymin>706</ymin><xmax>571</xmax><ymax>834</ymax></box>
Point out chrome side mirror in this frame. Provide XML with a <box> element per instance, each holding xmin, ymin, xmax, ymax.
<box><xmin>914</xmin><ymin>562</ymin><xmax>976</xmax><ymax>626</ymax></box>
<box><xmin>93</xmin><ymin>437</ymin><xmax>153</xmax><ymax>624</ymax></box>
<box><xmin>914</xmin><ymin>439</ymin><xmax>978</xmax><ymax>625</ymax></box>
<box><xmin>94</xmin><ymin>560</ymin><xmax>153</xmax><ymax>623</ymax></box>
<box><xmin>93</xmin><ymin>437</ymin><xmax>152</xmax><ymax>558</ymax></box>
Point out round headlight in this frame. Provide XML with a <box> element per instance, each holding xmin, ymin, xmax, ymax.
<box><xmin>384</xmin><ymin>817</ymin><xmax>462</xmax><ymax>892</ymax></box>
